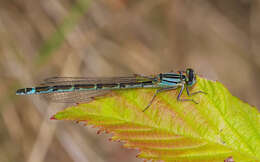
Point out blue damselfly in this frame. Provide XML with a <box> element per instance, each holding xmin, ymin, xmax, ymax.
<box><xmin>16</xmin><ymin>68</ymin><xmax>205</xmax><ymax>111</ymax></box>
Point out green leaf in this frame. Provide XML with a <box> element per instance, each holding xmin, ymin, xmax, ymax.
<box><xmin>53</xmin><ymin>77</ymin><xmax>260</xmax><ymax>162</ymax></box>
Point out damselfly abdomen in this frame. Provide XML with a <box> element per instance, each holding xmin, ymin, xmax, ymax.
<box><xmin>16</xmin><ymin>68</ymin><xmax>205</xmax><ymax>111</ymax></box>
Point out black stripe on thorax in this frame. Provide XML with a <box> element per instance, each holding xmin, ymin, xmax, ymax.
<box><xmin>162</xmin><ymin>74</ymin><xmax>181</xmax><ymax>79</ymax></box>
<box><xmin>162</xmin><ymin>79</ymin><xmax>178</xmax><ymax>84</ymax></box>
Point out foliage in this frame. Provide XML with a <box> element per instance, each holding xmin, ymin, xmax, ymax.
<box><xmin>53</xmin><ymin>77</ymin><xmax>260</xmax><ymax>162</ymax></box>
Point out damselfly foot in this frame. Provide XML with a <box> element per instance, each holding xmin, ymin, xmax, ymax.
<box><xmin>177</xmin><ymin>98</ymin><xmax>198</xmax><ymax>104</ymax></box>
<box><xmin>177</xmin><ymin>85</ymin><xmax>206</xmax><ymax>105</ymax></box>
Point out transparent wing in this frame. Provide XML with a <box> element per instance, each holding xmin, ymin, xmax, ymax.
<box><xmin>41</xmin><ymin>90</ymin><xmax>110</xmax><ymax>103</ymax></box>
<box><xmin>38</xmin><ymin>74</ymin><xmax>156</xmax><ymax>103</ymax></box>
<box><xmin>40</xmin><ymin>74</ymin><xmax>155</xmax><ymax>86</ymax></box>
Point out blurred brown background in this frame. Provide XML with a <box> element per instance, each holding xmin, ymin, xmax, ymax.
<box><xmin>0</xmin><ymin>0</ymin><xmax>259</xmax><ymax>162</ymax></box>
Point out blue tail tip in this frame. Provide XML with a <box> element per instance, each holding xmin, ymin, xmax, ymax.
<box><xmin>16</xmin><ymin>88</ymin><xmax>36</xmax><ymax>95</ymax></box>
<box><xmin>16</xmin><ymin>88</ymin><xmax>26</xmax><ymax>95</ymax></box>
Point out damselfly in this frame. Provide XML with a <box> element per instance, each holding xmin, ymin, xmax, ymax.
<box><xmin>16</xmin><ymin>68</ymin><xmax>205</xmax><ymax>111</ymax></box>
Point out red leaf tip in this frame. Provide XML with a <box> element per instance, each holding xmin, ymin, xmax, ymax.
<box><xmin>97</xmin><ymin>130</ymin><xmax>102</xmax><ymax>134</ymax></box>
<box><xmin>50</xmin><ymin>115</ymin><xmax>57</xmax><ymax>120</ymax></box>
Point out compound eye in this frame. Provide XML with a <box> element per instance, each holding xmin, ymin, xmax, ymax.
<box><xmin>188</xmin><ymin>69</ymin><xmax>194</xmax><ymax>81</ymax></box>
<box><xmin>186</xmin><ymin>68</ymin><xmax>196</xmax><ymax>85</ymax></box>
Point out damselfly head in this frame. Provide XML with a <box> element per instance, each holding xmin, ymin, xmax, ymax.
<box><xmin>185</xmin><ymin>68</ymin><xmax>196</xmax><ymax>86</ymax></box>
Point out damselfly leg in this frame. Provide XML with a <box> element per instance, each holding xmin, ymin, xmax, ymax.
<box><xmin>142</xmin><ymin>87</ymin><xmax>178</xmax><ymax>112</ymax></box>
<box><xmin>177</xmin><ymin>84</ymin><xmax>198</xmax><ymax>104</ymax></box>
<box><xmin>186</xmin><ymin>87</ymin><xmax>207</xmax><ymax>97</ymax></box>
<box><xmin>143</xmin><ymin>83</ymin><xmax>206</xmax><ymax>112</ymax></box>
<box><xmin>178</xmin><ymin>84</ymin><xmax>206</xmax><ymax>104</ymax></box>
